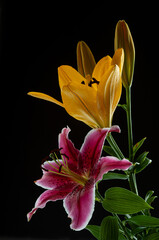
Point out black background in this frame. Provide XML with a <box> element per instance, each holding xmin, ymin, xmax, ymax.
<box><xmin>2</xmin><ymin>1</ymin><xmax>159</xmax><ymax>239</ymax></box>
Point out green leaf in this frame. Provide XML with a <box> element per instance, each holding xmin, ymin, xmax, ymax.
<box><xmin>99</xmin><ymin>216</ymin><xmax>119</xmax><ymax>240</ymax></box>
<box><xmin>134</xmin><ymin>152</ymin><xmax>152</xmax><ymax>174</ymax></box>
<box><xmin>118</xmin><ymin>104</ymin><xmax>127</xmax><ymax>111</ymax></box>
<box><xmin>103</xmin><ymin>145</ymin><xmax>118</xmax><ymax>157</ymax></box>
<box><xmin>126</xmin><ymin>215</ymin><xmax>159</xmax><ymax>227</ymax></box>
<box><xmin>143</xmin><ymin>232</ymin><xmax>159</xmax><ymax>240</ymax></box>
<box><xmin>86</xmin><ymin>225</ymin><xmax>100</xmax><ymax>239</ymax></box>
<box><xmin>144</xmin><ymin>191</ymin><xmax>157</xmax><ymax>215</ymax></box>
<box><xmin>145</xmin><ymin>190</ymin><xmax>157</xmax><ymax>205</ymax></box>
<box><xmin>102</xmin><ymin>187</ymin><xmax>152</xmax><ymax>214</ymax></box>
<box><xmin>145</xmin><ymin>190</ymin><xmax>155</xmax><ymax>202</ymax></box>
<box><xmin>102</xmin><ymin>172</ymin><xmax>128</xmax><ymax>181</ymax></box>
<box><xmin>119</xmin><ymin>233</ymin><xmax>127</xmax><ymax>240</ymax></box>
<box><xmin>133</xmin><ymin>137</ymin><xmax>147</xmax><ymax>157</ymax></box>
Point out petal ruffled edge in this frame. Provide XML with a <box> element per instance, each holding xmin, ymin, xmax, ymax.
<box><xmin>95</xmin><ymin>156</ymin><xmax>132</xmax><ymax>182</ymax></box>
<box><xmin>59</xmin><ymin>127</ymin><xmax>80</xmax><ymax>166</ymax></box>
<box><xmin>63</xmin><ymin>181</ymin><xmax>95</xmax><ymax>231</ymax></box>
<box><xmin>27</xmin><ymin>184</ymin><xmax>75</xmax><ymax>221</ymax></box>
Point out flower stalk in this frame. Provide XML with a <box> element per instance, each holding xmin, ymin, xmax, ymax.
<box><xmin>126</xmin><ymin>86</ymin><xmax>138</xmax><ymax>195</ymax></box>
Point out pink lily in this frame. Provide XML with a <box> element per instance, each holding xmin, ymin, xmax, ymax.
<box><xmin>27</xmin><ymin>126</ymin><xmax>132</xmax><ymax>231</ymax></box>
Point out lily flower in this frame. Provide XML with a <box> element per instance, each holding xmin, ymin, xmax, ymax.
<box><xmin>27</xmin><ymin>126</ymin><xmax>132</xmax><ymax>231</ymax></box>
<box><xmin>28</xmin><ymin>46</ymin><xmax>124</xmax><ymax>128</ymax></box>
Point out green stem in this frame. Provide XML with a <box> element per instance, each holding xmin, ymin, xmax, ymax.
<box><xmin>107</xmin><ymin>133</ymin><xmax>124</xmax><ymax>160</ymax></box>
<box><xmin>126</xmin><ymin>87</ymin><xmax>138</xmax><ymax>195</ymax></box>
<box><xmin>95</xmin><ymin>189</ymin><xmax>104</xmax><ymax>203</ymax></box>
<box><xmin>114</xmin><ymin>214</ymin><xmax>133</xmax><ymax>240</ymax></box>
<box><xmin>126</xmin><ymin>87</ymin><xmax>134</xmax><ymax>163</ymax></box>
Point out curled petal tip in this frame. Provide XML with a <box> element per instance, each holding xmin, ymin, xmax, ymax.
<box><xmin>109</xmin><ymin>125</ymin><xmax>121</xmax><ymax>133</ymax></box>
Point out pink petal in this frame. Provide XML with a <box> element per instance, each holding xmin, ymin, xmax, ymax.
<box><xmin>36</xmin><ymin>160</ymin><xmax>74</xmax><ymax>190</ymax></box>
<box><xmin>27</xmin><ymin>183</ymin><xmax>75</xmax><ymax>221</ymax></box>
<box><xmin>59</xmin><ymin>127</ymin><xmax>79</xmax><ymax>165</ymax></box>
<box><xmin>95</xmin><ymin>156</ymin><xmax>132</xmax><ymax>182</ymax></box>
<box><xmin>78</xmin><ymin>126</ymin><xmax>120</xmax><ymax>173</ymax></box>
<box><xmin>63</xmin><ymin>180</ymin><xmax>95</xmax><ymax>231</ymax></box>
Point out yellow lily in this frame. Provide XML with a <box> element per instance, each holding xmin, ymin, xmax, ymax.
<box><xmin>28</xmin><ymin>45</ymin><xmax>124</xmax><ymax>128</ymax></box>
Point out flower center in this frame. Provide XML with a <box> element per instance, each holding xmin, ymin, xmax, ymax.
<box><xmin>42</xmin><ymin>150</ymin><xmax>88</xmax><ymax>186</ymax></box>
<box><xmin>81</xmin><ymin>76</ymin><xmax>99</xmax><ymax>89</ymax></box>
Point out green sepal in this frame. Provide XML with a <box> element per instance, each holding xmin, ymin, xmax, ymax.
<box><xmin>133</xmin><ymin>137</ymin><xmax>147</xmax><ymax>157</ymax></box>
<box><xmin>99</xmin><ymin>216</ymin><xmax>119</xmax><ymax>240</ymax></box>
<box><xmin>102</xmin><ymin>187</ymin><xmax>152</xmax><ymax>214</ymax></box>
<box><xmin>86</xmin><ymin>225</ymin><xmax>100</xmax><ymax>239</ymax></box>
<box><xmin>134</xmin><ymin>152</ymin><xmax>152</xmax><ymax>174</ymax></box>
<box><xmin>102</xmin><ymin>172</ymin><xmax>128</xmax><ymax>181</ymax></box>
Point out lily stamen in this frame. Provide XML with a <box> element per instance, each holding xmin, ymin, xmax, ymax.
<box><xmin>88</xmin><ymin>78</ymin><xmax>99</xmax><ymax>87</ymax></box>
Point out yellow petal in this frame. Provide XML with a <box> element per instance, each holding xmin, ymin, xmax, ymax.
<box><xmin>58</xmin><ymin>65</ymin><xmax>86</xmax><ymax>89</ymax></box>
<box><xmin>112</xmin><ymin>48</ymin><xmax>124</xmax><ymax>73</ymax></box>
<box><xmin>76</xmin><ymin>41</ymin><xmax>96</xmax><ymax>78</ymax></box>
<box><xmin>27</xmin><ymin>92</ymin><xmax>63</xmax><ymax>107</ymax></box>
<box><xmin>110</xmin><ymin>67</ymin><xmax>122</xmax><ymax>117</ymax></box>
<box><xmin>61</xmin><ymin>84</ymin><xmax>100</xmax><ymax>128</ymax></box>
<box><xmin>96</xmin><ymin>65</ymin><xmax>121</xmax><ymax>127</ymax></box>
<box><xmin>92</xmin><ymin>55</ymin><xmax>112</xmax><ymax>82</ymax></box>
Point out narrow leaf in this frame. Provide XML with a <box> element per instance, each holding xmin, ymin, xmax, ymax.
<box><xmin>86</xmin><ymin>225</ymin><xmax>100</xmax><ymax>239</ymax></box>
<box><xmin>145</xmin><ymin>190</ymin><xmax>155</xmax><ymax>202</ymax></box>
<box><xmin>118</xmin><ymin>104</ymin><xmax>127</xmax><ymax>111</ymax></box>
<box><xmin>133</xmin><ymin>137</ymin><xmax>147</xmax><ymax>157</ymax></box>
<box><xmin>102</xmin><ymin>187</ymin><xmax>152</xmax><ymax>214</ymax></box>
<box><xmin>126</xmin><ymin>215</ymin><xmax>159</xmax><ymax>227</ymax></box>
<box><xmin>103</xmin><ymin>172</ymin><xmax>128</xmax><ymax>180</ymax></box>
<box><xmin>134</xmin><ymin>152</ymin><xmax>152</xmax><ymax>174</ymax></box>
<box><xmin>99</xmin><ymin>216</ymin><xmax>119</xmax><ymax>240</ymax></box>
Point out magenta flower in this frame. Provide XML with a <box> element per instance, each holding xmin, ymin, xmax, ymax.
<box><xmin>27</xmin><ymin>126</ymin><xmax>132</xmax><ymax>231</ymax></box>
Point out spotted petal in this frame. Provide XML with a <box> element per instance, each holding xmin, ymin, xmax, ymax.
<box><xmin>59</xmin><ymin>127</ymin><xmax>79</xmax><ymax>166</ymax></box>
<box><xmin>78</xmin><ymin>126</ymin><xmax>120</xmax><ymax>173</ymax></box>
<box><xmin>63</xmin><ymin>180</ymin><xmax>95</xmax><ymax>231</ymax></box>
<box><xmin>35</xmin><ymin>160</ymin><xmax>75</xmax><ymax>190</ymax></box>
<box><xmin>27</xmin><ymin>184</ymin><xmax>75</xmax><ymax>221</ymax></box>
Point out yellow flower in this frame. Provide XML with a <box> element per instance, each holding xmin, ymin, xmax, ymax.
<box><xmin>28</xmin><ymin>44</ymin><xmax>124</xmax><ymax>128</ymax></box>
<box><xmin>114</xmin><ymin>20</ymin><xmax>135</xmax><ymax>88</ymax></box>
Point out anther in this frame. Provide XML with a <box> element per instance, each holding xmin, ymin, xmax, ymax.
<box><xmin>81</xmin><ymin>80</ymin><xmax>85</xmax><ymax>85</ymax></box>
<box><xmin>41</xmin><ymin>166</ymin><xmax>48</xmax><ymax>172</ymax></box>
<box><xmin>61</xmin><ymin>153</ymin><xmax>69</xmax><ymax>159</ymax></box>
<box><xmin>41</xmin><ymin>156</ymin><xmax>50</xmax><ymax>164</ymax></box>
<box><xmin>59</xmin><ymin>165</ymin><xmax>62</xmax><ymax>173</ymax></box>
<box><xmin>88</xmin><ymin>78</ymin><xmax>100</xmax><ymax>87</ymax></box>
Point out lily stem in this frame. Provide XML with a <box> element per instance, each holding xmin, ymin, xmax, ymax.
<box><xmin>126</xmin><ymin>86</ymin><xmax>138</xmax><ymax>195</ymax></box>
<box><xmin>95</xmin><ymin>188</ymin><xmax>104</xmax><ymax>203</ymax></box>
<box><xmin>113</xmin><ymin>214</ymin><xmax>133</xmax><ymax>240</ymax></box>
<box><xmin>126</xmin><ymin>87</ymin><xmax>134</xmax><ymax>163</ymax></box>
<box><xmin>107</xmin><ymin>133</ymin><xmax>124</xmax><ymax>160</ymax></box>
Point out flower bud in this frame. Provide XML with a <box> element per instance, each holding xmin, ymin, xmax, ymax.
<box><xmin>76</xmin><ymin>41</ymin><xmax>96</xmax><ymax>81</ymax></box>
<box><xmin>114</xmin><ymin>20</ymin><xmax>135</xmax><ymax>88</ymax></box>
